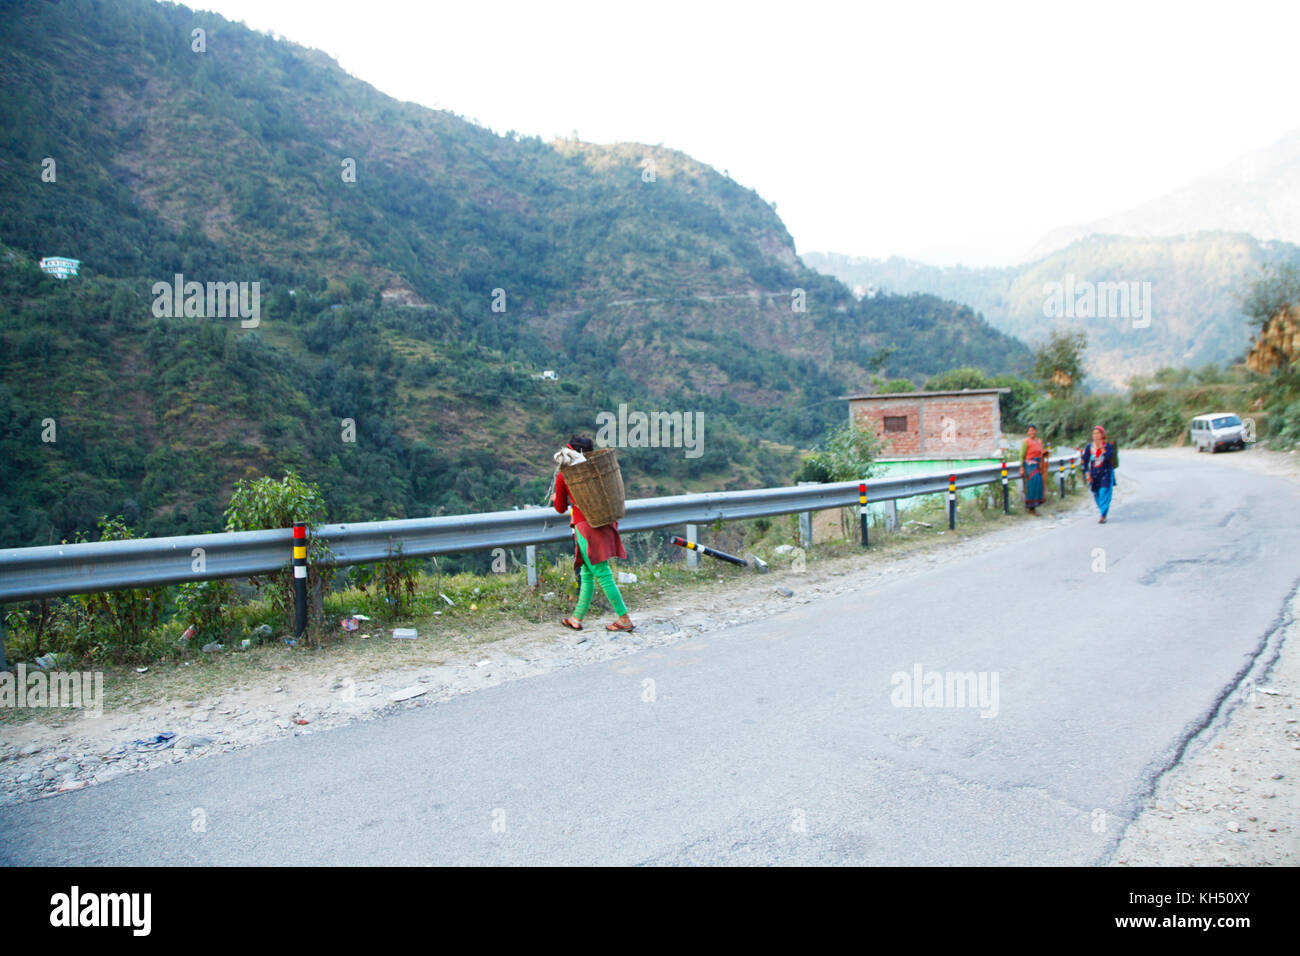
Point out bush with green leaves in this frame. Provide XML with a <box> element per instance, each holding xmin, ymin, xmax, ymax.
<box><xmin>224</xmin><ymin>472</ymin><xmax>333</xmax><ymax>641</ymax></box>
<box><xmin>3</xmin><ymin>598</ymin><xmax>100</xmax><ymax>665</ymax></box>
<box><xmin>795</xmin><ymin>421</ymin><xmax>884</xmax><ymax>483</ymax></box>
<box><xmin>4</xmin><ymin>517</ymin><xmax>173</xmax><ymax>664</ymax></box>
<box><xmin>77</xmin><ymin>517</ymin><xmax>168</xmax><ymax>662</ymax></box>
<box><xmin>174</xmin><ymin>578</ymin><xmax>235</xmax><ymax>644</ymax></box>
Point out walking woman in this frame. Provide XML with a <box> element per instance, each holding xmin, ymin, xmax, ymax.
<box><xmin>1083</xmin><ymin>425</ymin><xmax>1117</xmax><ymax>523</ymax></box>
<box><xmin>553</xmin><ymin>436</ymin><xmax>635</xmax><ymax>633</ymax></box>
<box><xmin>1020</xmin><ymin>424</ymin><xmax>1047</xmax><ymax>515</ymax></box>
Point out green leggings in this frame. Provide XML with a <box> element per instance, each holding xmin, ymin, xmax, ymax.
<box><xmin>574</xmin><ymin>528</ymin><xmax>628</xmax><ymax>618</ymax></box>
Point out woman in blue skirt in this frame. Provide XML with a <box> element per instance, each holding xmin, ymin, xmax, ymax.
<box><xmin>1082</xmin><ymin>425</ymin><xmax>1117</xmax><ymax>523</ymax></box>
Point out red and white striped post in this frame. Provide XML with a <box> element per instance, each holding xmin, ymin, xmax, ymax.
<box><xmin>859</xmin><ymin>482</ymin><xmax>868</xmax><ymax>547</ymax></box>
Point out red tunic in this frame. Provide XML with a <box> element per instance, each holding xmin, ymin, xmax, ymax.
<box><xmin>554</xmin><ymin>470</ymin><xmax>627</xmax><ymax>572</ymax></box>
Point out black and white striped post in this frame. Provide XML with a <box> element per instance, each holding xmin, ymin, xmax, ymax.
<box><xmin>670</xmin><ymin>536</ymin><xmax>748</xmax><ymax>567</ymax></box>
<box><xmin>292</xmin><ymin>522</ymin><xmax>307</xmax><ymax>638</ymax></box>
<box><xmin>947</xmin><ymin>474</ymin><xmax>957</xmax><ymax>530</ymax></box>
<box><xmin>1000</xmin><ymin>460</ymin><xmax>1009</xmax><ymax>514</ymax></box>
<box><xmin>858</xmin><ymin>482</ymin><xmax>868</xmax><ymax>547</ymax></box>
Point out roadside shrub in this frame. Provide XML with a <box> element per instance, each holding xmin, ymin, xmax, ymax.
<box><xmin>795</xmin><ymin>421</ymin><xmax>884</xmax><ymax>483</ymax></box>
<box><xmin>76</xmin><ymin>517</ymin><xmax>168</xmax><ymax>662</ymax></box>
<box><xmin>174</xmin><ymin>578</ymin><xmax>235</xmax><ymax>644</ymax></box>
<box><xmin>353</xmin><ymin>540</ymin><xmax>420</xmax><ymax>621</ymax></box>
<box><xmin>223</xmin><ymin>472</ymin><xmax>333</xmax><ymax>643</ymax></box>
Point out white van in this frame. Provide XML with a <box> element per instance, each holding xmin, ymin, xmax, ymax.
<box><xmin>1189</xmin><ymin>413</ymin><xmax>1246</xmax><ymax>453</ymax></box>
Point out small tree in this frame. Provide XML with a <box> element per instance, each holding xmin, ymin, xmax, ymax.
<box><xmin>224</xmin><ymin>472</ymin><xmax>332</xmax><ymax>641</ymax></box>
<box><xmin>794</xmin><ymin>421</ymin><xmax>885</xmax><ymax>539</ymax></box>
<box><xmin>1033</xmin><ymin>329</ymin><xmax>1088</xmax><ymax>399</ymax></box>
<box><xmin>1243</xmin><ymin>262</ymin><xmax>1300</xmax><ymax>330</ymax></box>
<box><xmin>795</xmin><ymin>421</ymin><xmax>884</xmax><ymax>483</ymax></box>
<box><xmin>81</xmin><ymin>517</ymin><xmax>167</xmax><ymax>661</ymax></box>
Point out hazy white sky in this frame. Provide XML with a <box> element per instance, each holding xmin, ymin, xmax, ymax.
<box><xmin>198</xmin><ymin>0</ymin><xmax>1300</xmax><ymax>267</ymax></box>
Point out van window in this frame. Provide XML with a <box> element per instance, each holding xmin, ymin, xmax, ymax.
<box><xmin>1212</xmin><ymin>415</ymin><xmax>1241</xmax><ymax>429</ymax></box>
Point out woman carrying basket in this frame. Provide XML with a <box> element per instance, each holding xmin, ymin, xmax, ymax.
<box><xmin>554</xmin><ymin>436</ymin><xmax>634</xmax><ymax>633</ymax></box>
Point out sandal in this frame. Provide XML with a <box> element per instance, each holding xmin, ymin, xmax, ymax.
<box><xmin>561</xmin><ymin>617</ymin><xmax>583</xmax><ymax>631</ymax></box>
<box><xmin>606</xmin><ymin>621</ymin><xmax>635</xmax><ymax>632</ymax></box>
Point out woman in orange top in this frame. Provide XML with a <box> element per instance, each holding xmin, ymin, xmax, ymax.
<box><xmin>1020</xmin><ymin>424</ymin><xmax>1046</xmax><ymax>515</ymax></box>
<box><xmin>554</xmin><ymin>436</ymin><xmax>633</xmax><ymax>633</ymax></box>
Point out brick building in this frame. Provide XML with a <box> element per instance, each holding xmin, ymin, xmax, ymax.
<box><xmin>843</xmin><ymin>388</ymin><xmax>1009</xmax><ymax>461</ymax></box>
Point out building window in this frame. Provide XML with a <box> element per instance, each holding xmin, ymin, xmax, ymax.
<box><xmin>883</xmin><ymin>415</ymin><xmax>908</xmax><ymax>433</ymax></box>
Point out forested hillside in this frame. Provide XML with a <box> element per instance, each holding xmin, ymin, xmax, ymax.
<box><xmin>0</xmin><ymin>0</ymin><xmax>1030</xmax><ymax>548</ymax></box>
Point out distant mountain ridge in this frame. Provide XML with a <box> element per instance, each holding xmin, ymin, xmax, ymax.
<box><xmin>1028</xmin><ymin>127</ymin><xmax>1300</xmax><ymax>259</ymax></box>
<box><xmin>805</xmin><ymin>232</ymin><xmax>1300</xmax><ymax>390</ymax></box>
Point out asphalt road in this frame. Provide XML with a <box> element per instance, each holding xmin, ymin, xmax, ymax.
<box><xmin>3</xmin><ymin>450</ymin><xmax>1297</xmax><ymax>865</ymax></box>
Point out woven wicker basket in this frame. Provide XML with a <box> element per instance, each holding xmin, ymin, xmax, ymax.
<box><xmin>559</xmin><ymin>447</ymin><xmax>625</xmax><ymax>528</ymax></box>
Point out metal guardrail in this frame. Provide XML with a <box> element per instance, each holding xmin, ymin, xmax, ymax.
<box><xmin>0</xmin><ymin>454</ymin><xmax>1078</xmax><ymax>607</ymax></box>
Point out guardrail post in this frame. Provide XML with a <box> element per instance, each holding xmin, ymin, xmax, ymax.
<box><xmin>685</xmin><ymin>523</ymin><xmax>700</xmax><ymax>570</ymax></box>
<box><xmin>0</xmin><ymin>608</ymin><xmax>7</xmax><ymax>672</ymax></box>
<box><xmin>884</xmin><ymin>499</ymin><xmax>898</xmax><ymax>533</ymax></box>
<box><xmin>947</xmin><ymin>474</ymin><xmax>956</xmax><ymax>530</ymax></box>
<box><xmin>858</xmin><ymin>482</ymin><xmax>868</xmax><ymax>547</ymax></box>
<box><xmin>1071</xmin><ymin>457</ymin><xmax>1078</xmax><ymax>491</ymax></box>
<box><xmin>796</xmin><ymin>481</ymin><xmax>816</xmax><ymax>547</ymax></box>
<box><xmin>525</xmin><ymin>544</ymin><xmax>538</xmax><ymax>587</ymax></box>
<box><xmin>292</xmin><ymin>522</ymin><xmax>307</xmax><ymax>638</ymax></box>
<box><xmin>1058</xmin><ymin>461</ymin><xmax>1066</xmax><ymax>498</ymax></box>
<box><xmin>1001</xmin><ymin>460</ymin><xmax>1009</xmax><ymax>514</ymax></box>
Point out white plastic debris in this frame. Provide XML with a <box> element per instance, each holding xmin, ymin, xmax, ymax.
<box><xmin>392</xmin><ymin>628</ymin><xmax>418</xmax><ymax>640</ymax></box>
<box><xmin>389</xmin><ymin>686</ymin><xmax>427</xmax><ymax>702</ymax></box>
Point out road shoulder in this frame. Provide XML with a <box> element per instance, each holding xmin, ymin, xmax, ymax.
<box><xmin>1110</xmin><ymin>446</ymin><xmax>1299</xmax><ymax>866</ymax></box>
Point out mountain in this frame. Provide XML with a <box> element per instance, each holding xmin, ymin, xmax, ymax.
<box><xmin>0</xmin><ymin>0</ymin><xmax>1030</xmax><ymax>549</ymax></box>
<box><xmin>805</xmin><ymin>232</ymin><xmax>1300</xmax><ymax>390</ymax></box>
<box><xmin>1028</xmin><ymin>128</ymin><xmax>1300</xmax><ymax>259</ymax></box>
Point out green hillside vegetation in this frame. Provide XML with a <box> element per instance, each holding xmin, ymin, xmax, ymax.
<box><xmin>0</xmin><ymin>0</ymin><xmax>1031</xmax><ymax>551</ymax></box>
